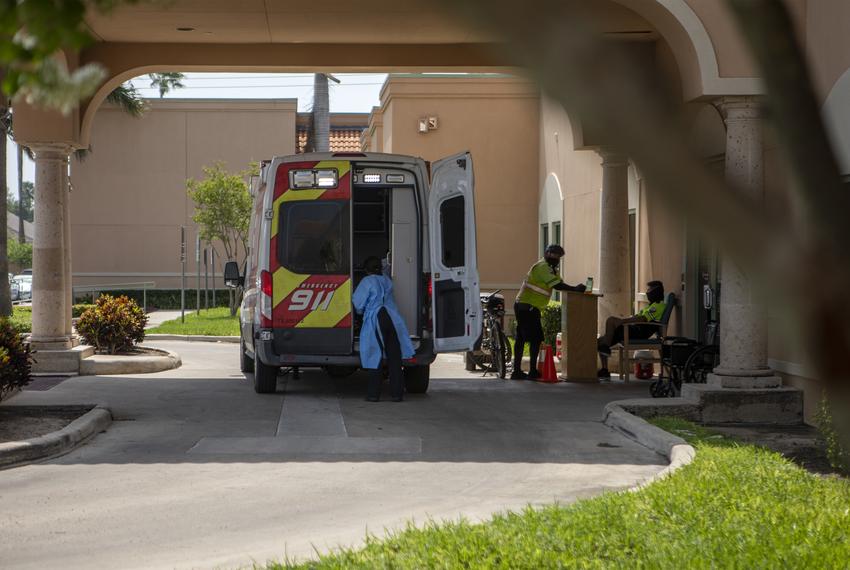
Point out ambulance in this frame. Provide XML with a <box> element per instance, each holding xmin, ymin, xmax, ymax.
<box><xmin>224</xmin><ymin>151</ymin><xmax>481</xmax><ymax>394</ymax></box>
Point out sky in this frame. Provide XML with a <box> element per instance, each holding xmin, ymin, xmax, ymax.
<box><xmin>6</xmin><ymin>72</ymin><xmax>388</xmax><ymax>194</ymax></box>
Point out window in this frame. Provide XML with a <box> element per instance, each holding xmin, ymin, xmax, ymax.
<box><xmin>278</xmin><ymin>201</ymin><xmax>350</xmax><ymax>274</ymax></box>
<box><xmin>553</xmin><ymin>221</ymin><xmax>561</xmax><ymax>247</ymax></box>
<box><xmin>540</xmin><ymin>223</ymin><xmax>550</xmax><ymax>256</ymax></box>
<box><xmin>440</xmin><ymin>196</ymin><xmax>465</xmax><ymax>268</ymax></box>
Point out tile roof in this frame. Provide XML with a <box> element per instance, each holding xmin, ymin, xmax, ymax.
<box><xmin>296</xmin><ymin>127</ymin><xmax>366</xmax><ymax>153</ymax></box>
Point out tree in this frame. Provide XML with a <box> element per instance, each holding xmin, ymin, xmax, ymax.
<box><xmin>187</xmin><ymin>162</ymin><xmax>255</xmax><ymax>315</ymax></box>
<box><xmin>7</xmin><ymin>182</ymin><xmax>34</xmax><ymax>225</ymax></box>
<box><xmin>7</xmin><ymin>240</ymin><xmax>32</xmax><ymax>270</ymax></box>
<box><xmin>105</xmin><ymin>72</ymin><xmax>187</xmax><ymax>118</ymax></box>
<box><xmin>0</xmin><ymin>1</ymin><xmax>139</xmax><ymax>114</ymax></box>
<box><xmin>149</xmin><ymin>72</ymin><xmax>185</xmax><ymax>98</ymax></box>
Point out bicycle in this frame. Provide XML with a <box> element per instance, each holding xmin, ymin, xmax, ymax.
<box><xmin>465</xmin><ymin>290</ymin><xmax>512</xmax><ymax>378</ymax></box>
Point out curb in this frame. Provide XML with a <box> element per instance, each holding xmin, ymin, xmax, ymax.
<box><xmin>602</xmin><ymin>400</ymin><xmax>696</xmax><ymax>486</ymax></box>
<box><xmin>80</xmin><ymin>347</ymin><xmax>182</xmax><ymax>375</ymax></box>
<box><xmin>0</xmin><ymin>405</ymin><xmax>112</xmax><ymax>470</ymax></box>
<box><xmin>145</xmin><ymin>334</ymin><xmax>239</xmax><ymax>343</ymax></box>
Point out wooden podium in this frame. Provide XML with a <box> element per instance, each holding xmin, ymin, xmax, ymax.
<box><xmin>560</xmin><ymin>291</ymin><xmax>602</xmax><ymax>382</ymax></box>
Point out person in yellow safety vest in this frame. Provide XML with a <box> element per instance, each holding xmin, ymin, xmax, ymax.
<box><xmin>512</xmin><ymin>244</ymin><xmax>586</xmax><ymax>380</ymax></box>
<box><xmin>597</xmin><ymin>280</ymin><xmax>667</xmax><ymax>380</ymax></box>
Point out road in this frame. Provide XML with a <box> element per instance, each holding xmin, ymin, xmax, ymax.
<box><xmin>0</xmin><ymin>341</ymin><xmax>665</xmax><ymax>569</ymax></box>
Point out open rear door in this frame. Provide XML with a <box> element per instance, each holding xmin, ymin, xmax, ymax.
<box><xmin>428</xmin><ymin>151</ymin><xmax>481</xmax><ymax>352</ymax></box>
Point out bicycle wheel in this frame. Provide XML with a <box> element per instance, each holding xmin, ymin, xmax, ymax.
<box><xmin>492</xmin><ymin>323</ymin><xmax>508</xmax><ymax>379</ymax></box>
<box><xmin>684</xmin><ymin>345</ymin><xmax>719</xmax><ymax>384</ymax></box>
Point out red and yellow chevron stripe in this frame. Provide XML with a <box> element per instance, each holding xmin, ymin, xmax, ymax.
<box><xmin>270</xmin><ymin>160</ymin><xmax>352</xmax><ymax>329</ymax></box>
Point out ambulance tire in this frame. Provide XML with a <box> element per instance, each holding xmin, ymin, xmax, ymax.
<box><xmin>254</xmin><ymin>360</ymin><xmax>279</xmax><ymax>394</ymax></box>
<box><xmin>404</xmin><ymin>365</ymin><xmax>430</xmax><ymax>394</ymax></box>
<box><xmin>240</xmin><ymin>337</ymin><xmax>254</xmax><ymax>374</ymax></box>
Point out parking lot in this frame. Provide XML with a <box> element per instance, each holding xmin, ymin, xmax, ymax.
<box><xmin>0</xmin><ymin>341</ymin><xmax>665</xmax><ymax>569</ymax></box>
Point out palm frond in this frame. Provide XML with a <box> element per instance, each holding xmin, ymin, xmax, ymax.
<box><xmin>148</xmin><ymin>72</ymin><xmax>186</xmax><ymax>98</ymax></box>
<box><xmin>106</xmin><ymin>84</ymin><xmax>147</xmax><ymax>117</ymax></box>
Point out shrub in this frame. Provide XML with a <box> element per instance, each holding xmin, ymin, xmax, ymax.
<box><xmin>76</xmin><ymin>295</ymin><xmax>148</xmax><ymax>354</ymax></box>
<box><xmin>0</xmin><ymin>318</ymin><xmax>33</xmax><ymax>399</ymax></box>
<box><xmin>72</xmin><ymin>304</ymin><xmax>94</xmax><ymax>318</ymax></box>
<box><xmin>815</xmin><ymin>395</ymin><xmax>850</xmax><ymax>475</ymax></box>
<box><xmin>541</xmin><ymin>301</ymin><xmax>561</xmax><ymax>347</ymax></box>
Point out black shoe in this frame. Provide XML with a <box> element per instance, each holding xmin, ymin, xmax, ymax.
<box><xmin>366</xmin><ymin>396</ymin><xmax>380</xmax><ymax>402</ymax></box>
<box><xmin>510</xmin><ymin>370</ymin><xmax>528</xmax><ymax>380</ymax></box>
<box><xmin>597</xmin><ymin>368</ymin><xmax>611</xmax><ymax>379</ymax></box>
<box><xmin>527</xmin><ymin>369</ymin><xmax>540</xmax><ymax>380</ymax></box>
<box><xmin>391</xmin><ymin>396</ymin><xmax>403</xmax><ymax>402</ymax></box>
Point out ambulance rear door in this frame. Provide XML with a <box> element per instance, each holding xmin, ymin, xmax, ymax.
<box><xmin>428</xmin><ymin>151</ymin><xmax>481</xmax><ymax>352</ymax></box>
<box><xmin>269</xmin><ymin>159</ymin><xmax>353</xmax><ymax>355</ymax></box>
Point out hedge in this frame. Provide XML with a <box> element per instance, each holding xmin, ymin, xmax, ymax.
<box><xmin>73</xmin><ymin>289</ymin><xmax>232</xmax><ymax>311</ymax></box>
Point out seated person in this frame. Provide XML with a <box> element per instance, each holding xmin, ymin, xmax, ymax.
<box><xmin>597</xmin><ymin>280</ymin><xmax>666</xmax><ymax>379</ymax></box>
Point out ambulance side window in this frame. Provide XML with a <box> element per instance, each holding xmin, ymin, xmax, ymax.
<box><xmin>440</xmin><ymin>196</ymin><xmax>465</xmax><ymax>268</ymax></box>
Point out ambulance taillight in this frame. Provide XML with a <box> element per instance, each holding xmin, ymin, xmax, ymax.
<box><xmin>260</xmin><ymin>270</ymin><xmax>273</xmax><ymax>327</ymax></box>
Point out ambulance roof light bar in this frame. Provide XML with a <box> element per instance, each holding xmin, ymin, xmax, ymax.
<box><xmin>291</xmin><ymin>169</ymin><xmax>338</xmax><ymax>189</ymax></box>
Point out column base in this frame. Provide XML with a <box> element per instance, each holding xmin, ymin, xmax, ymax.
<box><xmin>707</xmin><ymin>371</ymin><xmax>782</xmax><ymax>389</ymax></box>
<box><xmin>29</xmin><ymin>337</ymin><xmax>73</xmax><ymax>351</ymax></box>
<box><xmin>681</xmin><ymin>383</ymin><xmax>803</xmax><ymax>425</ymax></box>
<box><xmin>29</xmin><ymin>345</ymin><xmax>94</xmax><ymax>375</ymax></box>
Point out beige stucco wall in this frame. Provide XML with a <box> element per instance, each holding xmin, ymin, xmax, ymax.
<box><xmin>538</xmin><ymin>96</ymin><xmax>603</xmax><ymax>287</ymax></box>
<box><xmin>70</xmin><ymin>98</ymin><xmax>297</xmax><ymax>290</ymax></box>
<box><xmin>373</xmin><ymin>75</ymin><xmax>540</xmax><ymax>304</ymax></box>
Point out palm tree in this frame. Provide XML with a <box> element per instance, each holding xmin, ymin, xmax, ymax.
<box><xmin>311</xmin><ymin>73</ymin><xmax>331</xmax><ymax>152</ymax></box>
<box><xmin>309</xmin><ymin>74</ymin><xmax>340</xmax><ymax>152</ymax></box>
<box><xmin>149</xmin><ymin>72</ymin><xmax>185</xmax><ymax>98</ymax></box>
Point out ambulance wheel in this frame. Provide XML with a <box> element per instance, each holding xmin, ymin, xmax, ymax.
<box><xmin>405</xmin><ymin>365</ymin><xmax>430</xmax><ymax>394</ymax></box>
<box><xmin>254</xmin><ymin>360</ymin><xmax>279</xmax><ymax>394</ymax></box>
<box><xmin>324</xmin><ymin>365</ymin><xmax>358</xmax><ymax>378</ymax></box>
<box><xmin>240</xmin><ymin>337</ymin><xmax>254</xmax><ymax>374</ymax></box>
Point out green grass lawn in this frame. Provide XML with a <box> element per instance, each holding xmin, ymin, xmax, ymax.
<box><xmin>268</xmin><ymin>417</ymin><xmax>850</xmax><ymax>569</ymax></box>
<box><xmin>8</xmin><ymin>306</ymin><xmax>32</xmax><ymax>333</ymax></box>
<box><xmin>147</xmin><ymin>307</ymin><xmax>239</xmax><ymax>336</ymax></box>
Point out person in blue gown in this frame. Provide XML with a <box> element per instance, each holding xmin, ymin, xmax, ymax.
<box><xmin>352</xmin><ymin>256</ymin><xmax>415</xmax><ymax>402</ymax></box>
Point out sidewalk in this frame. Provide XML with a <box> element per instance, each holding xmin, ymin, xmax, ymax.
<box><xmin>144</xmin><ymin>310</ymin><xmax>184</xmax><ymax>329</ymax></box>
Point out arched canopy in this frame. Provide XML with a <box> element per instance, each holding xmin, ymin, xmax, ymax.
<box><xmin>13</xmin><ymin>0</ymin><xmax>763</xmax><ymax>148</ymax></box>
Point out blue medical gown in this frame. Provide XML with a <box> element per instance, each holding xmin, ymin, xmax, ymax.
<box><xmin>352</xmin><ymin>274</ymin><xmax>415</xmax><ymax>369</ymax></box>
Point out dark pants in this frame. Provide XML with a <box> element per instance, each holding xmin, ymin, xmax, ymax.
<box><xmin>514</xmin><ymin>302</ymin><xmax>543</xmax><ymax>373</ymax></box>
<box><xmin>367</xmin><ymin>307</ymin><xmax>404</xmax><ymax>400</ymax></box>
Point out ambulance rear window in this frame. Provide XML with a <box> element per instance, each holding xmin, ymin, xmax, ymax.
<box><xmin>278</xmin><ymin>201</ymin><xmax>350</xmax><ymax>275</ymax></box>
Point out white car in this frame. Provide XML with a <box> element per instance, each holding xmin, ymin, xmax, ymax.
<box><xmin>9</xmin><ymin>273</ymin><xmax>20</xmax><ymax>302</ymax></box>
<box><xmin>12</xmin><ymin>275</ymin><xmax>32</xmax><ymax>302</ymax></box>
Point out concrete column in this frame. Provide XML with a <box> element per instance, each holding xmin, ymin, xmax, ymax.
<box><xmin>30</xmin><ymin>144</ymin><xmax>71</xmax><ymax>349</ymax></box>
<box><xmin>62</xmin><ymin>156</ymin><xmax>74</xmax><ymax>341</ymax></box>
<box><xmin>597</xmin><ymin>150</ymin><xmax>631</xmax><ymax>330</ymax></box>
<box><xmin>709</xmin><ymin>96</ymin><xmax>780</xmax><ymax>389</ymax></box>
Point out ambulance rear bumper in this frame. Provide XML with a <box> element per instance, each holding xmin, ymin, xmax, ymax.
<box><xmin>255</xmin><ymin>336</ymin><xmax>436</xmax><ymax>368</ymax></box>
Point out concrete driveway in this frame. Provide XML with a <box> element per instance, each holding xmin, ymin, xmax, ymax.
<box><xmin>0</xmin><ymin>341</ymin><xmax>665</xmax><ymax>570</ymax></box>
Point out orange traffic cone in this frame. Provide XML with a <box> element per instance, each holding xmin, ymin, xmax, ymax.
<box><xmin>539</xmin><ymin>343</ymin><xmax>558</xmax><ymax>383</ymax></box>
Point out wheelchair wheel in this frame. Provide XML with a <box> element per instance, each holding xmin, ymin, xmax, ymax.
<box><xmin>684</xmin><ymin>345</ymin><xmax>719</xmax><ymax>384</ymax></box>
